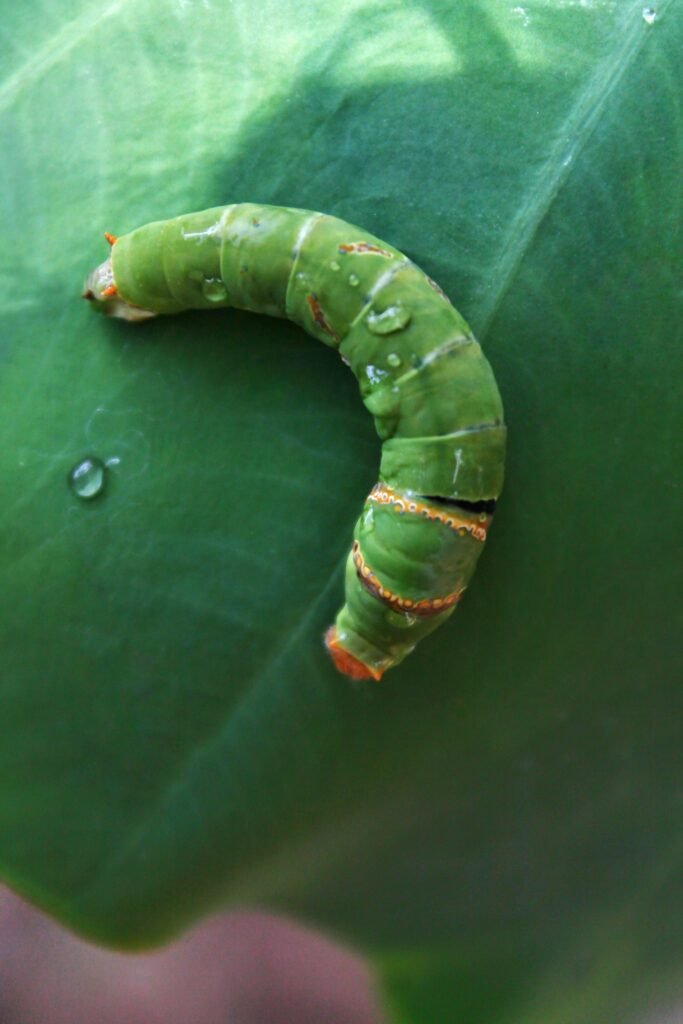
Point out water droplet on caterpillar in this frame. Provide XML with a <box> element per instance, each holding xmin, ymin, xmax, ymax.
<box><xmin>365</xmin><ymin>364</ymin><xmax>389</xmax><ymax>385</ymax></box>
<box><xmin>348</xmin><ymin>274</ymin><xmax>360</xmax><ymax>287</ymax></box>
<box><xmin>68</xmin><ymin>456</ymin><xmax>106</xmax><ymax>500</ymax></box>
<box><xmin>366</xmin><ymin>304</ymin><xmax>412</xmax><ymax>335</ymax></box>
<box><xmin>201</xmin><ymin>278</ymin><xmax>228</xmax><ymax>302</ymax></box>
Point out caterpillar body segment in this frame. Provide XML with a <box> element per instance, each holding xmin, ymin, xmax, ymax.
<box><xmin>84</xmin><ymin>204</ymin><xmax>506</xmax><ymax>680</ymax></box>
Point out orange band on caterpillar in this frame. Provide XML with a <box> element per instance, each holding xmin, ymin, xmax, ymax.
<box><xmin>352</xmin><ymin>541</ymin><xmax>463</xmax><ymax>618</ymax></box>
<box><xmin>367</xmin><ymin>484</ymin><xmax>489</xmax><ymax>542</ymax></box>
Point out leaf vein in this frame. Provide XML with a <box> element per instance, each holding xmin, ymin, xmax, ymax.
<box><xmin>477</xmin><ymin>0</ymin><xmax>674</xmax><ymax>337</ymax></box>
<box><xmin>0</xmin><ymin>1</ymin><xmax>128</xmax><ymax>115</ymax></box>
<box><xmin>74</xmin><ymin>546</ymin><xmax>350</xmax><ymax>906</ymax></box>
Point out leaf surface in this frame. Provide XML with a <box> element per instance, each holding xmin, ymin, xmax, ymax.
<box><xmin>1</xmin><ymin>0</ymin><xmax>681</xmax><ymax>1017</ymax></box>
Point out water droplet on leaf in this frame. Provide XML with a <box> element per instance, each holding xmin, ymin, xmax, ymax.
<box><xmin>68</xmin><ymin>456</ymin><xmax>105</xmax><ymax>500</ymax></box>
<box><xmin>387</xmin><ymin>352</ymin><xmax>402</xmax><ymax>368</ymax></box>
<box><xmin>642</xmin><ymin>6</ymin><xmax>656</xmax><ymax>23</ymax></box>
<box><xmin>512</xmin><ymin>5</ymin><xmax>530</xmax><ymax>27</ymax></box>
<box><xmin>330</xmin><ymin>260</ymin><xmax>341</xmax><ymax>272</ymax></box>
<box><xmin>348</xmin><ymin>274</ymin><xmax>360</xmax><ymax>287</ymax></box>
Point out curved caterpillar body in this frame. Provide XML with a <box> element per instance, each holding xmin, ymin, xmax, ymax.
<box><xmin>84</xmin><ymin>205</ymin><xmax>506</xmax><ymax>680</ymax></box>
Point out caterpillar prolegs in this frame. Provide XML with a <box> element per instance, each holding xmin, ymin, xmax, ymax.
<box><xmin>84</xmin><ymin>205</ymin><xmax>506</xmax><ymax>680</ymax></box>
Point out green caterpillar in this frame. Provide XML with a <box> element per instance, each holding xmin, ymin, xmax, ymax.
<box><xmin>83</xmin><ymin>204</ymin><xmax>506</xmax><ymax>680</ymax></box>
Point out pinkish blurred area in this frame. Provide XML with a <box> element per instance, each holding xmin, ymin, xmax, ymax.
<box><xmin>0</xmin><ymin>888</ymin><xmax>385</xmax><ymax>1024</ymax></box>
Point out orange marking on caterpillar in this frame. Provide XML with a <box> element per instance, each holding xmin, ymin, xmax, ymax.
<box><xmin>352</xmin><ymin>541</ymin><xmax>463</xmax><ymax>618</ymax></box>
<box><xmin>367</xmin><ymin>484</ymin><xmax>489</xmax><ymax>542</ymax></box>
<box><xmin>324</xmin><ymin>626</ymin><xmax>382</xmax><ymax>681</ymax></box>
<box><xmin>338</xmin><ymin>241</ymin><xmax>394</xmax><ymax>258</ymax></box>
<box><xmin>102</xmin><ymin>284</ymin><xmax>118</xmax><ymax>298</ymax></box>
<box><xmin>306</xmin><ymin>293</ymin><xmax>339</xmax><ymax>341</ymax></box>
<box><xmin>104</xmin><ymin>232</ymin><xmax>118</xmax><ymax>246</ymax></box>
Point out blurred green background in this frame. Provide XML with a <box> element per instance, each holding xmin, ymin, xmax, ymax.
<box><xmin>1</xmin><ymin>0</ymin><xmax>681</xmax><ymax>1020</ymax></box>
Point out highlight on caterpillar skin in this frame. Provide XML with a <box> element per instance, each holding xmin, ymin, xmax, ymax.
<box><xmin>83</xmin><ymin>204</ymin><xmax>506</xmax><ymax>680</ymax></box>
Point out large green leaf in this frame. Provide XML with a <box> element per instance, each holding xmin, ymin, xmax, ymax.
<box><xmin>1</xmin><ymin>0</ymin><xmax>681</xmax><ymax>1019</ymax></box>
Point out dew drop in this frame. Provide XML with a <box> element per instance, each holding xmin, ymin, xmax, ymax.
<box><xmin>386</xmin><ymin>352</ymin><xmax>402</xmax><ymax>368</ymax></box>
<box><xmin>366</xmin><ymin>304</ymin><xmax>412</xmax><ymax>335</ymax></box>
<box><xmin>330</xmin><ymin>260</ymin><xmax>341</xmax><ymax>272</ymax></box>
<box><xmin>365</xmin><ymin>364</ymin><xmax>388</xmax><ymax>385</ymax></box>
<box><xmin>348</xmin><ymin>273</ymin><xmax>360</xmax><ymax>287</ymax></box>
<box><xmin>201</xmin><ymin>278</ymin><xmax>228</xmax><ymax>302</ymax></box>
<box><xmin>642</xmin><ymin>6</ymin><xmax>656</xmax><ymax>23</ymax></box>
<box><xmin>68</xmin><ymin>456</ymin><xmax>106</xmax><ymax>500</ymax></box>
<box><xmin>512</xmin><ymin>5</ymin><xmax>530</xmax><ymax>27</ymax></box>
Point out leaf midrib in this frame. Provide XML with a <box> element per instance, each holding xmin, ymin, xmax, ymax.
<box><xmin>477</xmin><ymin>0</ymin><xmax>672</xmax><ymax>338</ymax></box>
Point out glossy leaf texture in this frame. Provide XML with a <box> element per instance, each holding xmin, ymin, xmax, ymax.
<box><xmin>1</xmin><ymin>1</ymin><xmax>681</xmax><ymax>1020</ymax></box>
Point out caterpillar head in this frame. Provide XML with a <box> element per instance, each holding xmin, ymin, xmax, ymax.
<box><xmin>82</xmin><ymin>256</ymin><xmax>156</xmax><ymax>322</ymax></box>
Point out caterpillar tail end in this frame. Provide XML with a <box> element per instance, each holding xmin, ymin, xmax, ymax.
<box><xmin>324</xmin><ymin>626</ymin><xmax>384</xmax><ymax>682</ymax></box>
